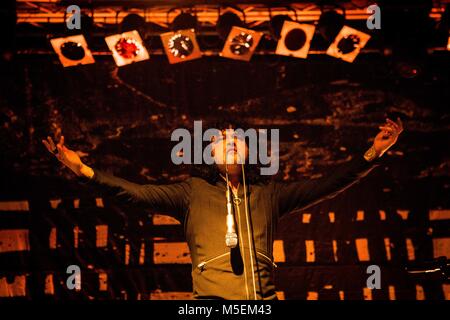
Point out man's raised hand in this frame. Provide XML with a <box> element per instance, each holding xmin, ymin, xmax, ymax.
<box><xmin>42</xmin><ymin>135</ymin><xmax>94</xmax><ymax>178</ymax></box>
<box><xmin>373</xmin><ymin>117</ymin><xmax>404</xmax><ymax>157</ymax></box>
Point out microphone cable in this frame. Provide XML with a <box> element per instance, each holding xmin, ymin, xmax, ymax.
<box><xmin>241</xmin><ymin>162</ymin><xmax>261</xmax><ymax>300</ymax></box>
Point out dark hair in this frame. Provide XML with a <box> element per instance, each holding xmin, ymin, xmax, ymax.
<box><xmin>188</xmin><ymin>117</ymin><xmax>271</xmax><ymax>185</ymax></box>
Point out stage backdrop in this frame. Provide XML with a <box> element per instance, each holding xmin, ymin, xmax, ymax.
<box><xmin>0</xmin><ymin>53</ymin><xmax>449</xmax><ymax>300</ymax></box>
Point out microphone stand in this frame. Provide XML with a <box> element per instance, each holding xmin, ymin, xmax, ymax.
<box><xmin>406</xmin><ymin>256</ymin><xmax>449</xmax><ymax>281</ymax></box>
<box><xmin>223</xmin><ymin>151</ymin><xmax>260</xmax><ymax>299</ymax></box>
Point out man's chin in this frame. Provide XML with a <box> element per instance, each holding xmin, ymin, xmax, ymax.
<box><xmin>225</xmin><ymin>153</ymin><xmax>244</xmax><ymax>164</ymax></box>
<box><xmin>217</xmin><ymin>163</ymin><xmax>242</xmax><ymax>176</ymax></box>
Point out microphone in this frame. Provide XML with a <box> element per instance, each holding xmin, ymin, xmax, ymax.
<box><xmin>226</xmin><ymin>231</ymin><xmax>238</xmax><ymax>248</ymax></box>
<box><xmin>225</xmin><ymin>188</ymin><xmax>238</xmax><ymax>248</ymax></box>
<box><xmin>224</xmin><ymin>162</ymin><xmax>238</xmax><ymax>248</ymax></box>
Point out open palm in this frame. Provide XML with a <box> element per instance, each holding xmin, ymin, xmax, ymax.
<box><xmin>42</xmin><ymin>136</ymin><xmax>87</xmax><ymax>176</ymax></box>
<box><xmin>373</xmin><ymin>118</ymin><xmax>404</xmax><ymax>156</ymax></box>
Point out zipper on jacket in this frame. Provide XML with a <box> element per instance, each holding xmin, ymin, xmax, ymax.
<box><xmin>197</xmin><ymin>252</ymin><xmax>230</xmax><ymax>272</ymax></box>
<box><xmin>256</xmin><ymin>251</ymin><xmax>278</xmax><ymax>268</ymax></box>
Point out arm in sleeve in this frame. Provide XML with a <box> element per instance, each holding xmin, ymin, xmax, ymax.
<box><xmin>81</xmin><ymin>168</ymin><xmax>190</xmax><ymax>221</ymax></box>
<box><xmin>275</xmin><ymin>154</ymin><xmax>381</xmax><ymax>216</ymax></box>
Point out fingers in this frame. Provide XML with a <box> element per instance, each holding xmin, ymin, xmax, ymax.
<box><xmin>386</xmin><ymin>118</ymin><xmax>399</xmax><ymax>130</ymax></box>
<box><xmin>379</xmin><ymin>126</ymin><xmax>395</xmax><ymax>134</ymax></box>
<box><xmin>42</xmin><ymin>135</ymin><xmax>67</xmax><ymax>159</ymax></box>
<box><xmin>57</xmin><ymin>135</ymin><xmax>65</xmax><ymax>149</ymax></box>
<box><xmin>56</xmin><ymin>145</ymin><xmax>65</xmax><ymax>162</ymax></box>
<box><xmin>42</xmin><ymin>139</ymin><xmax>54</xmax><ymax>154</ymax></box>
<box><xmin>47</xmin><ymin>136</ymin><xmax>56</xmax><ymax>151</ymax></box>
<box><xmin>383</xmin><ymin>117</ymin><xmax>404</xmax><ymax>135</ymax></box>
<box><xmin>396</xmin><ymin>117</ymin><xmax>404</xmax><ymax>131</ymax></box>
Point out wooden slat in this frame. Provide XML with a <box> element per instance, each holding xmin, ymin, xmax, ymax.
<box><xmin>355</xmin><ymin>238</ymin><xmax>370</xmax><ymax>261</ymax></box>
<box><xmin>95</xmin><ymin>198</ymin><xmax>104</xmax><ymax>208</ymax></box>
<box><xmin>153</xmin><ymin>214</ymin><xmax>180</xmax><ymax>225</ymax></box>
<box><xmin>443</xmin><ymin>284</ymin><xmax>450</xmax><ymax>300</ymax></box>
<box><xmin>275</xmin><ymin>291</ymin><xmax>285</xmax><ymax>300</ymax></box>
<box><xmin>0</xmin><ymin>201</ymin><xmax>29</xmax><ymax>211</ymax></box>
<box><xmin>150</xmin><ymin>291</ymin><xmax>193</xmax><ymax>300</ymax></box>
<box><xmin>49</xmin><ymin>199</ymin><xmax>61</xmax><ymax>209</ymax></box>
<box><xmin>153</xmin><ymin>242</ymin><xmax>191</xmax><ymax>264</ymax></box>
<box><xmin>0</xmin><ymin>229</ymin><xmax>30</xmax><ymax>253</ymax></box>
<box><xmin>73</xmin><ymin>226</ymin><xmax>79</xmax><ymax>249</ymax></box>
<box><xmin>356</xmin><ymin>210</ymin><xmax>364</xmax><ymax>221</ymax></box>
<box><xmin>0</xmin><ymin>275</ymin><xmax>27</xmax><ymax>297</ymax></box>
<box><xmin>49</xmin><ymin>228</ymin><xmax>57</xmax><ymax>249</ymax></box>
<box><xmin>363</xmin><ymin>287</ymin><xmax>372</xmax><ymax>300</ymax></box>
<box><xmin>139</xmin><ymin>242</ymin><xmax>145</xmax><ymax>265</ymax></box>
<box><xmin>306</xmin><ymin>291</ymin><xmax>318</xmax><ymax>300</ymax></box>
<box><xmin>332</xmin><ymin>240</ymin><xmax>338</xmax><ymax>262</ymax></box>
<box><xmin>389</xmin><ymin>285</ymin><xmax>396</xmax><ymax>300</ymax></box>
<box><xmin>124</xmin><ymin>243</ymin><xmax>130</xmax><ymax>265</ymax></box>
<box><xmin>416</xmin><ymin>285</ymin><xmax>425</xmax><ymax>300</ymax></box>
<box><xmin>302</xmin><ymin>213</ymin><xmax>311</xmax><ymax>223</ymax></box>
<box><xmin>406</xmin><ymin>238</ymin><xmax>416</xmax><ymax>261</ymax></box>
<box><xmin>328</xmin><ymin>212</ymin><xmax>335</xmax><ymax>223</ymax></box>
<box><xmin>44</xmin><ymin>274</ymin><xmax>54</xmax><ymax>295</ymax></box>
<box><xmin>396</xmin><ymin>210</ymin><xmax>409</xmax><ymax>220</ymax></box>
<box><xmin>429</xmin><ymin>210</ymin><xmax>450</xmax><ymax>221</ymax></box>
<box><xmin>99</xmin><ymin>273</ymin><xmax>108</xmax><ymax>291</ymax></box>
<box><xmin>96</xmin><ymin>225</ymin><xmax>108</xmax><ymax>248</ymax></box>
<box><xmin>384</xmin><ymin>237</ymin><xmax>392</xmax><ymax>261</ymax></box>
<box><xmin>305</xmin><ymin>240</ymin><xmax>315</xmax><ymax>263</ymax></box>
<box><xmin>433</xmin><ymin>237</ymin><xmax>450</xmax><ymax>258</ymax></box>
<box><xmin>273</xmin><ymin>240</ymin><xmax>285</xmax><ymax>263</ymax></box>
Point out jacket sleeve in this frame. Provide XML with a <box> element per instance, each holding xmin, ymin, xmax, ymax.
<box><xmin>81</xmin><ymin>169</ymin><xmax>190</xmax><ymax>221</ymax></box>
<box><xmin>274</xmin><ymin>154</ymin><xmax>381</xmax><ymax>216</ymax></box>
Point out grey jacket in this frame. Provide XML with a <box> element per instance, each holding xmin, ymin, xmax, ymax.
<box><xmin>84</xmin><ymin>154</ymin><xmax>380</xmax><ymax>299</ymax></box>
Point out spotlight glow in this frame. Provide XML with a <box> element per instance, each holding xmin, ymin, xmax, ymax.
<box><xmin>50</xmin><ymin>35</ymin><xmax>95</xmax><ymax>67</ymax></box>
<box><xmin>114</xmin><ymin>38</ymin><xmax>141</xmax><ymax>59</ymax></box>
<box><xmin>229</xmin><ymin>32</ymin><xmax>253</xmax><ymax>56</ymax></box>
<box><xmin>60</xmin><ymin>41</ymin><xmax>85</xmax><ymax>61</ymax></box>
<box><xmin>105</xmin><ymin>30</ymin><xmax>150</xmax><ymax>67</ymax></box>
<box><xmin>337</xmin><ymin>34</ymin><xmax>361</xmax><ymax>54</ymax></box>
<box><xmin>168</xmin><ymin>34</ymin><xmax>194</xmax><ymax>58</ymax></box>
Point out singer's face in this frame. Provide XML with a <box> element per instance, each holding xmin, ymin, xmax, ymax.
<box><xmin>211</xmin><ymin>129</ymin><xmax>248</xmax><ymax>176</ymax></box>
